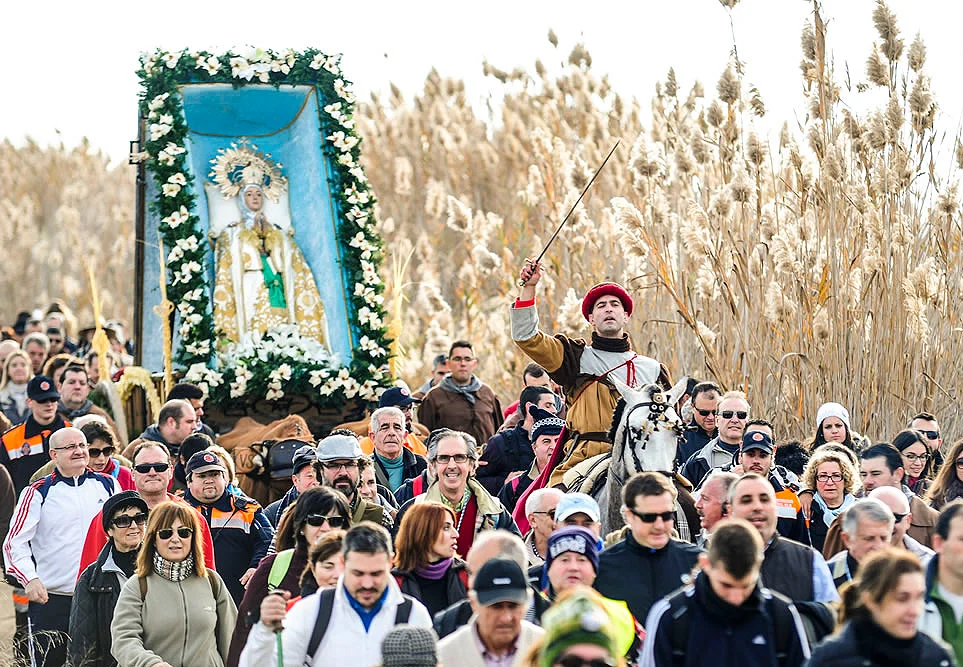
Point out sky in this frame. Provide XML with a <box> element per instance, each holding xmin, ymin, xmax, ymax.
<box><xmin>4</xmin><ymin>0</ymin><xmax>962</xmax><ymax>163</ymax></box>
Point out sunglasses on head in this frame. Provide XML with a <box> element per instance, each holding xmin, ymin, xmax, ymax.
<box><xmin>157</xmin><ymin>527</ymin><xmax>193</xmax><ymax>540</ymax></box>
<box><xmin>719</xmin><ymin>410</ymin><xmax>748</xmax><ymax>420</ymax></box>
<box><xmin>556</xmin><ymin>656</ymin><xmax>616</xmax><ymax>667</ymax></box>
<box><xmin>694</xmin><ymin>408</ymin><xmax>717</xmax><ymax>417</ymax></box>
<box><xmin>88</xmin><ymin>446</ymin><xmax>115</xmax><ymax>458</ymax></box>
<box><xmin>134</xmin><ymin>462</ymin><xmax>170</xmax><ymax>474</ymax></box>
<box><xmin>305</xmin><ymin>514</ymin><xmax>345</xmax><ymax>528</ymax></box>
<box><xmin>111</xmin><ymin>513</ymin><xmax>148</xmax><ymax>529</ymax></box>
<box><xmin>628</xmin><ymin>509</ymin><xmax>675</xmax><ymax>523</ymax></box>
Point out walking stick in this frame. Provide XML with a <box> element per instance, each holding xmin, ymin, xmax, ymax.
<box><xmin>275</xmin><ymin>629</ymin><xmax>284</xmax><ymax>666</ymax></box>
<box><xmin>26</xmin><ymin>616</ymin><xmax>37</xmax><ymax>667</ymax></box>
<box><xmin>517</xmin><ymin>139</ymin><xmax>621</xmax><ymax>286</ymax></box>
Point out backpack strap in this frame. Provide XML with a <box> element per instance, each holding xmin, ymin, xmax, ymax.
<box><xmin>395</xmin><ymin>596</ymin><xmax>414</xmax><ymax>624</ymax></box>
<box><xmin>457</xmin><ymin>567</ymin><xmax>469</xmax><ymax>591</ymax></box>
<box><xmin>304</xmin><ymin>587</ymin><xmax>336</xmax><ymax>666</ymax></box>
<box><xmin>666</xmin><ymin>587</ymin><xmax>693</xmax><ymax>662</ymax></box>
<box><xmin>412</xmin><ymin>474</ymin><xmax>424</xmax><ymax>496</ymax></box>
<box><xmin>268</xmin><ymin>549</ymin><xmax>295</xmax><ymax>591</ymax></box>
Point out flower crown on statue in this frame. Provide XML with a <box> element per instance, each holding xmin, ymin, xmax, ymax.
<box><xmin>208</xmin><ymin>140</ymin><xmax>288</xmax><ymax>200</ymax></box>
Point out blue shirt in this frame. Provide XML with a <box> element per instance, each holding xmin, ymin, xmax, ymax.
<box><xmin>345</xmin><ymin>586</ymin><xmax>389</xmax><ymax>632</ymax></box>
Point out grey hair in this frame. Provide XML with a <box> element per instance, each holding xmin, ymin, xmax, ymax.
<box><xmin>468</xmin><ymin>529</ymin><xmax>527</xmax><ymax>570</ymax></box>
<box><xmin>525</xmin><ymin>487</ymin><xmax>564</xmax><ymax>517</ymax></box>
<box><xmin>702</xmin><ymin>471</ymin><xmax>739</xmax><ymax>500</ymax></box>
<box><xmin>22</xmin><ymin>332</ymin><xmax>50</xmax><ymax>352</ymax></box>
<box><xmin>49</xmin><ymin>427</ymin><xmax>87</xmax><ymax>449</ymax></box>
<box><xmin>370</xmin><ymin>406</ymin><xmax>405</xmax><ymax>433</ymax></box>
<box><xmin>426</xmin><ymin>429</ymin><xmax>478</xmax><ymax>462</ymax></box>
<box><xmin>842</xmin><ymin>498</ymin><xmax>895</xmax><ymax>537</ymax></box>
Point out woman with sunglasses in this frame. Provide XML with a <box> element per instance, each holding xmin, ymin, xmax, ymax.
<box><xmin>893</xmin><ymin>429</ymin><xmax>933</xmax><ymax>496</ymax></box>
<box><xmin>392</xmin><ymin>501</ymin><xmax>468</xmax><ymax>617</ymax></box>
<box><xmin>807</xmin><ymin>548</ymin><xmax>954</xmax><ymax>666</ymax></box>
<box><xmin>926</xmin><ymin>439</ymin><xmax>963</xmax><ymax>511</ymax></box>
<box><xmin>81</xmin><ymin>420</ymin><xmax>135</xmax><ymax>490</ymax></box>
<box><xmin>69</xmin><ymin>491</ymin><xmax>148</xmax><ymax>667</ymax></box>
<box><xmin>802</xmin><ymin>447</ymin><xmax>861</xmax><ymax>552</ymax></box>
<box><xmin>226</xmin><ymin>487</ymin><xmax>350</xmax><ymax>667</ymax></box>
<box><xmin>111</xmin><ymin>500</ymin><xmax>236</xmax><ymax>667</ymax></box>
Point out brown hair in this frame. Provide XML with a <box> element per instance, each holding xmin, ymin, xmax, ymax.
<box><xmin>622</xmin><ymin>471</ymin><xmax>677</xmax><ymax>509</ymax></box>
<box><xmin>136</xmin><ymin>501</ymin><xmax>207</xmax><ymax>578</ymax></box>
<box><xmin>394</xmin><ymin>501</ymin><xmax>456</xmax><ymax>571</ymax></box>
<box><xmin>300</xmin><ymin>529</ymin><xmax>346</xmax><ymax>589</ymax></box>
<box><xmin>927</xmin><ymin>439</ymin><xmax>963</xmax><ymax>509</ymax></box>
<box><xmin>708</xmin><ymin>518</ymin><xmax>764</xmax><ymax>579</ymax></box>
<box><xmin>838</xmin><ymin>547</ymin><xmax>923</xmax><ymax>626</ymax></box>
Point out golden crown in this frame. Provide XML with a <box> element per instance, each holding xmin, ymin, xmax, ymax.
<box><xmin>208</xmin><ymin>140</ymin><xmax>287</xmax><ymax>200</ymax></box>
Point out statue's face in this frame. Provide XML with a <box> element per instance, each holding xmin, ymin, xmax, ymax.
<box><xmin>244</xmin><ymin>187</ymin><xmax>264</xmax><ymax>212</ymax></box>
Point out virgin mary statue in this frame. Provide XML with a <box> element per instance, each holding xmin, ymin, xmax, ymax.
<box><xmin>209</xmin><ymin>144</ymin><xmax>329</xmax><ymax>347</ymax></box>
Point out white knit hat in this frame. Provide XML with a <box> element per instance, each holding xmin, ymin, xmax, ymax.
<box><xmin>816</xmin><ymin>402</ymin><xmax>851</xmax><ymax>430</ymax></box>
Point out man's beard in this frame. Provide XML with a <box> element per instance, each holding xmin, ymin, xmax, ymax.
<box><xmin>327</xmin><ymin>475</ymin><xmax>357</xmax><ymax>498</ymax></box>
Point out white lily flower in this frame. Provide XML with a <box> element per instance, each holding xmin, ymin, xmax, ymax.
<box><xmin>168</xmin><ymin>173</ymin><xmax>187</xmax><ymax>186</ymax></box>
<box><xmin>162</xmin><ymin>183</ymin><xmax>181</xmax><ymax>198</ymax></box>
<box><xmin>149</xmin><ymin>123</ymin><xmax>172</xmax><ymax>142</ymax></box>
<box><xmin>163</xmin><ymin>52</ymin><xmax>180</xmax><ymax>69</ymax></box>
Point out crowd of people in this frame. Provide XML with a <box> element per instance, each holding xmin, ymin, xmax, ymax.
<box><xmin>1</xmin><ymin>264</ymin><xmax>962</xmax><ymax>667</ymax></box>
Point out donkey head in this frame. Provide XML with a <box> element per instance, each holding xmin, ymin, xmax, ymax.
<box><xmin>610</xmin><ymin>376</ymin><xmax>688</xmax><ymax>474</ymax></box>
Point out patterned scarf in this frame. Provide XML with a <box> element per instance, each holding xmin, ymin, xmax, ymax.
<box><xmin>813</xmin><ymin>492</ymin><xmax>856</xmax><ymax>528</ymax></box>
<box><xmin>153</xmin><ymin>551</ymin><xmax>196</xmax><ymax>582</ymax></box>
<box><xmin>439</xmin><ymin>375</ymin><xmax>482</xmax><ymax>406</ymax></box>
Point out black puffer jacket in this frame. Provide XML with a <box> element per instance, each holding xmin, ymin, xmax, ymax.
<box><xmin>69</xmin><ymin>544</ymin><xmax>136</xmax><ymax>667</ymax></box>
<box><xmin>806</xmin><ymin>617</ymin><xmax>955</xmax><ymax>667</ymax></box>
<box><xmin>594</xmin><ymin>532</ymin><xmax>702</xmax><ymax>623</ymax></box>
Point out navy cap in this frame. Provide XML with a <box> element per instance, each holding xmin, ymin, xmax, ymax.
<box><xmin>27</xmin><ymin>376</ymin><xmax>59</xmax><ymax>402</ymax></box>
<box><xmin>741</xmin><ymin>430</ymin><xmax>774</xmax><ymax>455</ymax></box>
<box><xmin>185</xmin><ymin>450</ymin><xmax>227</xmax><ymax>476</ymax></box>
<box><xmin>379</xmin><ymin>386</ymin><xmax>421</xmax><ymax>408</ymax></box>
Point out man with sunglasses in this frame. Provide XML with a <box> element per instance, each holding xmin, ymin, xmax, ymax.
<box><xmin>0</xmin><ymin>375</ymin><xmax>71</xmax><ymax>493</ymax></box>
<box><xmin>75</xmin><ymin>440</ymin><xmax>217</xmax><ymax>575</ymax></box>
<box><xmin>316</xmin><ymin>433</ymin><xmax>390</xmax><ymax>529</ymax></box>
<box><xmin>594</xmin><ymin>472</ymin><xmax>701</xmax><ymax>623</ymax></box>
<box><xmin>184</xmin><ymin>450</ymin><xmax>274</xmax><ymax>604</ymax></box>
<box><xmin>681</xmin><ymin>391</ymin><xmax>750</xmax><ymax>491</ymax></box>
<box><xmin>3</xmin><ymin>427</ymin><xmax>119</xmax><ymax>667</ymax></box>
<box><xmin>677</xmin><ymin>381</ymin><xmax>720</xmax><ymax>466</ymax></box>
<box><xmin>910</xmin><ymin>411</ymin><xmax>945</xmax><ymax>474</ymax></box>
<box><xmin>869</xmin><ymin>486</ymin><xmax>934</xmax><ymax>563</ymax></box>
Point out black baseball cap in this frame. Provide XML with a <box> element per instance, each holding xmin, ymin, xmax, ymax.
<box><xmin>27</xmin><ymin>376</ymin><xmax>59</xmax><ymax>402</ymax></box>
<box><xmin>379</xmin><ymin>386</ymin><xmax>421</xmax><ymax>408</ymax></box>
<box><xmin>473</xmin><ymin>558</ymin><xmax>529</xmax><ymax>606</ymax></box>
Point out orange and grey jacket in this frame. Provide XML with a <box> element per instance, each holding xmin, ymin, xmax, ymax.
<box><xmin>0</xmin><ymin>415</ymin><xmax>70</xmax><ymax>493</ymax></box>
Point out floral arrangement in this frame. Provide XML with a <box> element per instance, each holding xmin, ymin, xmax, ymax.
<box><xmin>135</xmin><ymin>47</ymin><xmax>390</xmax><ymax>405</ymax></box>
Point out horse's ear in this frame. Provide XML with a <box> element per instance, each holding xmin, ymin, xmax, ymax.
<box><xmin>664</xmin><ymin>376</ymin><xmax>690</xmax><ymax>407</ymax></box>
<box><xmin>609</xmin><ymin>375</ymin><xmax>645</xmax><ymax>405</ymax></box>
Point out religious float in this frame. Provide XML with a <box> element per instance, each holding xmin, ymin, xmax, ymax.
<box><xmin>124</xmin><ymin>47</ymin><xmax>391</xmax><ymax>442</ymax></box>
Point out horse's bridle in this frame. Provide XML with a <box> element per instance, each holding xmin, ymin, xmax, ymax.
<box><xmin>619</xmin><ymin>393</ymin><xmax>684</xmax><ymax>477</ymax></box>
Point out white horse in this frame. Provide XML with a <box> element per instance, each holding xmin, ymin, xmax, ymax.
<box><xmin>570</xmin><ymin>377</ymin><xmax>697</xmax><ymax>537</ymax></box>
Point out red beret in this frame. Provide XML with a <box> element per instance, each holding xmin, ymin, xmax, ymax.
<box><xmin>581</xmin><ymin>283</ymin><xmax>634</xmax><ymax>321</ymax></box>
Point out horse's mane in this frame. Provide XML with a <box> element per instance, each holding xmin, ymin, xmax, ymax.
<box><xmin>607</xmin><ymin>397</ymin><xmax>627</xmax><ymax>445</ymax></box>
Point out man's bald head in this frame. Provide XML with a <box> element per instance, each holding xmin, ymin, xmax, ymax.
<box><xmin>869</xmin><ymin>486</ymin><xmax>911</xmax><ymax>545</ymax></box>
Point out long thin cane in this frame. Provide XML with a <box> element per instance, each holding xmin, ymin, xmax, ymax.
<box><xmin>275</xmin><ymin>629</ymin><xmax>283</xmax><ymax>666</ymax></box>
<box><xmin>26</xmin><ymin>616</ymin><xmax>37</xmax><ymax>667</ymax></box>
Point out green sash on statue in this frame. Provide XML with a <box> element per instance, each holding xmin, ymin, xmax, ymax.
<box><xmin>261</xmin><ymin>256</ymin><xmax>287</xmax><ymax>308</ymax></box>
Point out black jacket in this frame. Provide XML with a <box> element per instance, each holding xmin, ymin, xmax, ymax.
<box><xmin>69</xmin><ymin>544</ymin><xmax>135</xmax><ymax>667</ymax></box>
<box><xmin>677</xmin><ymin>424</ymin><xmax>715</xmax><ymax>466</ymax></box>
<box><xmin>594</xmin><ymin>532</ymin><xmax>702</xmax><ymax>623</ymax></box>
<box><xmin>807</xmin><ymin>617</ymin><xmax>955</xmax><ymax>667</ymax></box>
<box><xmin>393</xmin><ymin>559</ymin><xmax>468</xmax><ymax>618</ymax></box>
<box><xmin>641</xmin><ymin>573</ymin><xmax>809</xmax><ymax>667</ymax></box>
<box><xmin>477</xmin><ymin>423</ymin><xmax>533</xmax><ymax>495</ymax></box>
<box><xmin>760</xmin><ymin>534</ymin><xmax>815</xmax><ymax>602</ymax></box>
<box><xmin>373</xmin><ymin>447</ymin><xmax>427</xmax><ymax>493</ymax></box>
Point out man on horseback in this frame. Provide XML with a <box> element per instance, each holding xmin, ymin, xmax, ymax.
<box><xmin>511</xmin><ymin>261</ymin><xmax>665</xmax><ymax>488</ymax></box>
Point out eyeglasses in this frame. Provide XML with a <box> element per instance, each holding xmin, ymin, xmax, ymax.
<box><xmin>532</xmin><ymin>510</ymin><xmax>556</xmax><ymax>520</ymax></box>
<box><xmin>434</xmin><ymin>454</ymin><xmax>469</xmax><ymax>465</ymax></box>
<box><xmin>305</xmin><ymin>514</ymin><xmax>346</xmax><ymax>528</ymax></box>
<box><xmin>111</xmin><ymin>513</ymin><xmax>148</xmax><ymax>528</ymax></box>
<box><xmin>920</xmin><ymin>430</ymin><xmax>940</xmax><ymax>440</ymax></box>
<box><xmin>902</xmin><ymin>452</ymin><xmax>929</xmax><ymax>463</ymax></box>
<box><xmin>815</xmin><ymin>473</ymin><xmax>844</xmax><ymax>483</ymax></box>
<box><xmin>88</xmin><ymin>446</ymin><xmax>115</xmax><ymax>458</ymax></box>
<box><xmin>556</xmin><ymin>655</ymin><xmax>616</xmax><ymax>667</ymax></box>
<box><xmin>157</xmin><ymin>527</ymin><xmax>193</xmax><ymax>540</ymax></box>
<box><xmin>694</xmin><ymin>408</ymin><xmax>717</xmax><ymax>417</ymax></box>
<box><xmin>719</xmin><ymin>410</ymin><xmax>748</xmax><ymax>420</ymax></box>
<box><xmin>628</xmin><ymin>509</ymin><xmax>674</xmax><ymax>523</ymax></box>
<box><xmin>134</xmin><ymin>462</ymin><xmax>171</xmax><ymax>474</ymax></box>
<box><xmin>320</xmin><ymin>461</ymin><xmax>359</xmax><ymax>471</ymax></box>
<box><xmin>52</xmin><ymin>442</ymin><xmax>88</xmax><ymax>452</ymax></box>
<box><xmin>892</xmin><ymin>512</ymin><xmax>909</xmax><ymax>523</ymax></box>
